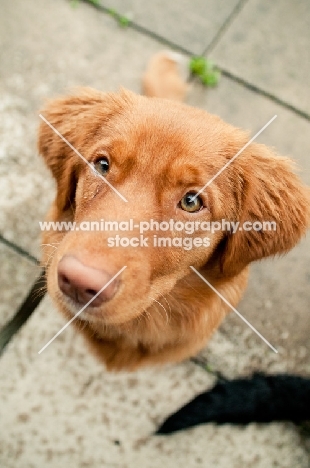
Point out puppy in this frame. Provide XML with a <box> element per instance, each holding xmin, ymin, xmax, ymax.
<box><xmin>38</xmin><ymin>53</ymin><xmax>310</xmax><ymax>370</ymax></box>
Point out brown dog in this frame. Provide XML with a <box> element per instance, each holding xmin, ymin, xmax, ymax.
<box><xmin>38</xmin><ymin>53</ymin><xmax>310</xmax><ymax>370</ymax></box>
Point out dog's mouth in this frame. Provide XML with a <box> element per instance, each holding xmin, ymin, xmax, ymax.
<box><xmin>56</xmin><ymin>285</ymin><xmax>117</xmax><ymax>318</ymax></box>
<box><xmin>55</xmin><ymin>284</ymin><xmax>151</xmax><ymax>327</ymax></box>
<box><xmin>51</xmin><ymin>252</ymin><xmax>180</xmax><ymax>327</ymax></box>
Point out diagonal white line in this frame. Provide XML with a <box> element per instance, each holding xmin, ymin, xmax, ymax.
<box><xmin>190</xmin><ymin>266</ymin><xmax>278</xmax><ymax>353</ymax></box>
<box><xmin>38</xmin><ymin>266</ymin><xmax>127</xmax><ymax>354</ymax></box>
<box><xmin>39</xmin><ymin>114</ymin><xmax>128</xmax><ymax>203</ymax></box>
<box><xmin>192</xmin><ymin>115</ymin><xmax>277</xmax><ymax>200</ymax></box>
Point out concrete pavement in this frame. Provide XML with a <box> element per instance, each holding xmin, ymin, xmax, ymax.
<box><xmin>0</xmin><ymin>0</ymin><xmax>309</xmax><ymax>466</ymax></box>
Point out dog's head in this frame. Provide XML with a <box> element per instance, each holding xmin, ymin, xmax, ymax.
<box><xmin>38</xmin><ymin>87</ymin><xmax>310</xmax><ymax>327</ymax></box>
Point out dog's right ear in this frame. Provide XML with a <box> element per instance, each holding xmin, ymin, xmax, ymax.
<box><xmin>215</xmin><ymin>143</ymin><xmax>310</xmax><ymax>278</ymax></box>
<box><xmin>38</xmin><ymin>87</ymin><xmax>133</xmax><ymax>213</ymax></box>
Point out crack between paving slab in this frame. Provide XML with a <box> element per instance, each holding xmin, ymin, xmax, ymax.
<box><xmin>0</xmin><ymin>235</ymin><xmax>45</xmax><ymax>352</ymax></box>
<box><xmin>81</xmin><ymin>0</ymin><xmax>193</xmax><ymax>55</ymax></box>
<box><xmin>201</xmin><ymin>0</ymin><xmax>250</xmax><ymax>56</ymax></box>
<box><xmin>0</xmin><ymin>269</ymin><xmax>46</xmax><ymax>354</ymax></box>
<box><xmin>0</xmin><ymin>233</ymin><xmax>39</xmax><ymax>265</ymax></box>
<box><xmin>219</xmin><ymin>68</ymin><xmax>310</xmax><ymax>122</ymax></box>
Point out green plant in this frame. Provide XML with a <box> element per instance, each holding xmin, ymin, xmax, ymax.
<box><xmin>107</xmin><ymin>8</ymin><xmax>131</xmax><ymax>28</ymax></box>
<box><xmin>189</xmin><ymin>56</ymin><xmax>221</xmax><ymax>87</ymax></box>
<box><xmin>70</xmin><ymin>0</ymin><xmax>100</xmax><ymax>7</ymax></box>
<box><xmin>70</xmin><ymin>0</ymin><xmax>130</xmax><ymax>27</ymax></box>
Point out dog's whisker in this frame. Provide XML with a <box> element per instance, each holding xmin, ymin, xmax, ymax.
<box><xmin>40</xmin><ymin>243</ymin><xmax>60</xmax><ymax>270</ymax></box>
<box><xmin>149</xmin><ymin>285</ymin><xmax>172</xmax><ymax>316</ymax></box>
<box><xmin>42</xmin><ymin>248</ymin><xmax>58</xmax><ymax>270</ymax></box>
<box><xmin>149</xmin><ymin>296</ymin><xmax>169</xmax><ymax>325</ymax></box>
<box><xmin>40</xmin><ymin>244</ymin><xmax>59</xmax><ymax>253</ymax></box>
<box><xmin>32</xmin><ymin>288</ymin><xmax>47</xmax><ymax>301</ymax></box>
<box><xmin>135</xmin><ymin>310</ymin><xmax>145</xmax><ymax>326</ymax></box>
<box><xmin>141</xmin><ymin>307</ymin><xmax>152</xmax><ymax>325</ymax></box>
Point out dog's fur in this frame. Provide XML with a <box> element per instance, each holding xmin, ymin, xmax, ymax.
<box><xmin>39</xmin><ymin>53</ymin><xmax>310</xmax><ymax>370</ymax></box>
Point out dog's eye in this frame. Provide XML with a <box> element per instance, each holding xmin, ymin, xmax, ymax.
<box><xmin>94</xmin><ymin>157</ymin><xmax>109</xmax><ymax>175</ymax></box>
<box><xmin>180</xmin><ymin>192</ymin><xmax>203</xmax><ymax>213</ymax></box>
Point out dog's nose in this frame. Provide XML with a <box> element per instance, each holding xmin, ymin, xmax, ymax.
<box><xmin>57</xmin><ymin>255</ymin><xmax>119</xmax><ymax>307</ymax></box>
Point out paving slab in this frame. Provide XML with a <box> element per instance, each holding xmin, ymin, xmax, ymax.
<box><xmin>0</xmin><ymin>296</ymin><xmax>309</xmax><ymax>468</ymax></box>
<box><xmin>0</xmin><ymin>0</ymin><xmax>310</xmax><ymax>465</ymax></box>
<box><xmin>211</xmin><ymin>0</ymin><xmax>310</xmax><ymax>116</ymax></box>
<box><xmin>100</xmin><ymin>0</ymin><xmax>242</xmax><ymax>54</ymax></box>
<box><xmin>188</xmin><ymin>79</ymin><xmax>310</xmax><ymax>180</ymax></box>
<box><xmin>0</xmin><ymin>244</ymin><xmax>39</xmax><ymax>328</ymax></box>
<box><xmin>0</xmin><ymin>0</ymin><xmax>164</xmax><ymax>258</ymax></box>
<box><xmin>187</xmin><ymin>76</ymin><xmax>310</xmax><ymax>375</ymax></box>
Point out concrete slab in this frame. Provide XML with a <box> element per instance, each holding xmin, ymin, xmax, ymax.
<box><xmin>0</xmin><ymin>0</ymin><xmax>164</xmax><ymax>258</ymax></box>
<box><xmin>0</xmin><ymin>0</ymin><xmax>309</xmax><ymax>464</ymax></box>
<box><xmin>0</xmin><ymin>296</ymin><xmax>308</xmax><ymax>468</ymax></box>
<box><xmin>188</xmin><ymin>79</ymin><xmax>310</xmax><ymax>184</ymax></box>
<box><xmin>187</xmin><ymin>76</ymin><xmax>310</xmax><ymax>375</ymax></box>
<box><xmin>100</xmin><ymin>0</ymin><xmax>242</xmax><ymax>54</ymax></box>
<box><xmin>211</xmin><ymin>0</ymin><xmax>310</xmax><ymax>116</ymax></box>
<box><xmin>0</xmin><ymin>244</ymin><xmax>39</xmax><ymax>328</ymax></box>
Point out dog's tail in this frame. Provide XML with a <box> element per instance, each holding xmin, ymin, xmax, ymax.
<box><xmin>142</xmin><ymin>51</ymin><xmax>189</xmax><ymax>102</ymax></box>
<box><xmin>156</xmin><ymin>373</ymin><xmax>310</xmax><ymax>434</ymax></box>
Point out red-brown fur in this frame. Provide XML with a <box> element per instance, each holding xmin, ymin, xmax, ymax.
<box><xmin>39</xmin><ymin>54</ymin><xmax>310</xmax><ymax>370</ymax></box>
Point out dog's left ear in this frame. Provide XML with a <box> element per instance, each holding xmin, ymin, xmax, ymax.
<box><xmin>217</xmin><ymin>142</ymin><xmax>310</xmax><ymax>277</ymax></box>
<box><xmin>38</xmin><ymin>87</ymin><xmax>134</xmax><ymax>213</ymax></box>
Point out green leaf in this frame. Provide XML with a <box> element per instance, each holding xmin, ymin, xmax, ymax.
<box><xmin>189</xmin><ymin>55</ymin><xmax>221</xmax><ymax>87</ymax></box>
<box><xmin>201</xmin><ymin>70</ymin><xmax>221</xmax><ymax>87</ymax></box>
<box><xmin>106</xmin><ymin>8</ymin><xmax>130</xmax><ymax>27</ymax></box>
<box><xmin>118</xmin><ymin>15</ymin><xmax>130</xmax><ymax>27</ymax></box>
<box><xmin>107</xmin><ymin>8</ymin><xmax>117</xmax><ymax>17</ymax></box>
<box><xmin>189</xmin><ymin>56</ymin><xmax>206</xmax><ymax>76</ymax></box>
